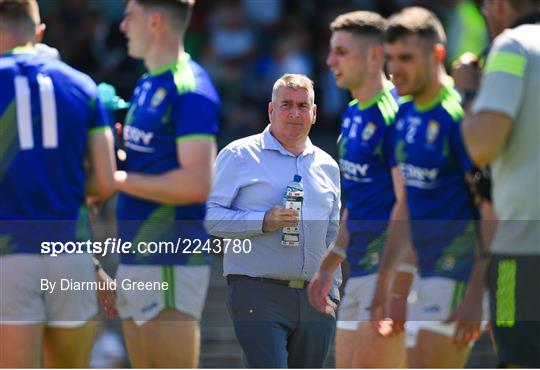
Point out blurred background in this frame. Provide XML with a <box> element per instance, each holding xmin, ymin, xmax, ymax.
<box><xmin>37</xmin><ymin>0</ymin><xmax>488</xmax><ymax>157</ymax></box>
<box><xmin>35</xmin><ymin>0</ymin><xmax>493</xmax><ymax>367</ymax></box>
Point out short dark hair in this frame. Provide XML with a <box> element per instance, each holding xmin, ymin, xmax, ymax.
<box><xmin>505</xmin><ymin>0</ymin><xmax>540</xmax><ymax>12</ymax></box>
<box><xmin>330</xmin><ymin>11</ymin><xmax>386</xmax><ymax>44</ymax></box>
<box><xmin>0</xmin><ymin>0</ymin><xmax>40</xmax><ymax>36</ymax></box>
<box><xmin>125</xmin><ymin>0</ymin><xmax>195</xmax><ymax>34</ymax></box>
<box><xmin>385</xmin><ymin>7</ymin><xmax>447</xmax><ymax>45</ymax></box>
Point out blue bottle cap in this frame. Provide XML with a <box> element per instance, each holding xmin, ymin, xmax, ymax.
<box><xmin>293</xmin><ymin>175</ymin><xmax>302</xmax><ymax>182</ymax></box>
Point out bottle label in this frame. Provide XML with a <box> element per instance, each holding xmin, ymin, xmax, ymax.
<box><xmin>282</xmin><ymin>188</ymin><xmax>303</xmax><ymax>247</ymax></box>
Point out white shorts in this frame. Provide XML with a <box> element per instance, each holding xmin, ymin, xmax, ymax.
<box><xmin>337</xmin><ymin>274</ymin><xmax>377</xmax><ymax>330</ymax></box>
<box><xmin>406</xmin><ymin>276</ymin><xmax>489</xmax><ymax>347</ymax></box>
<box><xmin>116</xmin><ymin>264</ymin><xmax>210</xmax><ymax>326</ymax></box>
<box><xmin>0</xmin><ymin>253</ymin><xmax>97</xmax><ymax>327</ymax></box>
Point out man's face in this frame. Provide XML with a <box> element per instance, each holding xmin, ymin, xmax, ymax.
<box><xmin>120</xmin><ymin>0</ymin><xmax>152</xmax><ymax>59</ymax></box>
<box><xmin>385</xmin><ymin>34</ymin><xmax>435</xmax><ymax>97</ymax></box>
<box><xmin>326</xmin><ymin>31</ymin><xmax>367</xmax><ymax>91</ymax></box>
<box><xmin>269</xmin><ymin>87</ymin><xmax>317</xmax><ymax>146</ymax></box>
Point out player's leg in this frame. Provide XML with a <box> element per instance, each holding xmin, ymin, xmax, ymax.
<box><xmin>117</xmin><ymin>264</ymin><xmax>209</xmax><ymax>367</ymax></box>
<box><xmin>42</xmin><ymin>323</ymin><xmax>95</xmax><ymax>367</ymax></box>
<box><xmin>0</xmin><ymin>324</ymin><xmax>44</xmax><ymax>367</ymax></box>
<box><xmin>335</xmin><ymin>327</ymin><xmax>357</xmax><ymax>368</ymax></box>
<box><xmin>0</xmin><ymin>254</ymin><xmax>47</xmax><ymax>367</ymax></box>
<box><xmin>42</xmin><ymin>254</ymin><xmax>98</xmax><ymax>367</ymax></box>
<box><xmin>409</xmin><ymin>328</ymin><xmax>471</xmax><ymax>368</ymax></box>
<box><xmin>408</xmin><ymin>277</ymin><xmax>473</xmax><ymax>368</ymax></box>
<box><xmin>354</xmin><ymin>322</ymin><xmax>406</xmax><ymax>368</ymax></box>
<box><xmin>352</xmin><ymin>274</ymin><xmax>406</xmax><ymax>368</ymax></box>
<box><xmin>335</xmin><ymin>278</ymin><xmax>361</xmax><ymax>368</ymax></box>
<box><xmin>123</xmin><ymin>310</ymin><xmax>200</xmax><ymax>367</ymax></box>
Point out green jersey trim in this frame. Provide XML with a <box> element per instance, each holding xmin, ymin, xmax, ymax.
<box><xmin>162</xmin><ymin>266</ymin><xmax>176</xmax><ymax>309</ymax></box>
<box><xmin>176</xmin><ymin>134</ymin><xmax>215</xmax><ymax>143</ymax></box>
<box><xmin>2</xmin><ymin>46</ymin><xmax>36</xmax><ymax>56</ymax></box>
<box><xmin>148</xmin><ymin>53</ymin><xmax>197</xmax><ymax>95</ymax></box>
<box><xmin>88</xmin><ymin>126</ymin><xmax>111</xmax><ymax>134</ymax></box>
<box><xmin>484</xmin><ymin>51</ymin><xmax>527</xmax><ymax>77</ymax></box>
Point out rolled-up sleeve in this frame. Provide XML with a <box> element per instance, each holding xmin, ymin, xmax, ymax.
<box><xmin>205</xmin><ymin>147</ymin><xmax>266</xmax><ymax>238</ymax></box>
<box><xmin>325</xmin><ymin>167</ymin><xmax>341</xmax><ymax>248</ymax></box>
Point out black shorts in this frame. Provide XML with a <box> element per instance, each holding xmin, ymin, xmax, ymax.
<box><xmin>488</xmin><ymin>254</ymin><xmax>540</xmax><ymax>368</ymax></box>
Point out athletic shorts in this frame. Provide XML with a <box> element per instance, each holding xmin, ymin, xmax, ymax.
<box><xmin>488</xmin><ymin>254</ymin><xmax>540</xmax><ymax>368</ymax></box>
<box><xmin>337</xmin><ymin>274</ymin><xmax>377</xmax><ymax>330</ymax></box>
<box><xmin>116</xmin><ymin>264</ymin><xmax>210</xmax><ymax>325</ymax></box>
<box><xmin>0</xmin><ymin>253</ymin><xmax>97</xmax><ymax>327</ymax></box>
<box><xmin>406</xmin><ymin>276</ymin><xmax>488</xmax><ymax>347</ymax></box>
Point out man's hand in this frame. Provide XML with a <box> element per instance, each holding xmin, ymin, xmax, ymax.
<box><xmin>96</xmin><ymin>268</ymin><xmax>117</xmax><ymax>318</ymax></box>
<box><xmin>262</xmin><ymin>205</ymin><xmax>299</xmax><ymax>233</ymax></box>
<box><xmin>452</xmin><ymin>52</ymin><xmax>482</xmax><ymax>93</ymax></box>
<box><xmin>308</xmin><ymin>269</ymin><xmax>334</xmax><ymax>314</ymax></box>
<box><xmin>444</xmin><ymin>293</ymin><xmax>483</xmax><ymax>348</ymax></box>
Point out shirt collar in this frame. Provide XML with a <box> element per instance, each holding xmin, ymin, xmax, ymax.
<box><xmin>511</xmin><ymin>10</ymin><xmax>540</xmax><ymax>29</ymax></box>
<box><xmin>1</xmin><ymin>46</ymin><xmax>36</xmax><ymax>56</ymax></box>
<box><xmin>261</xmin><ymin>125</ymin><xmax>315</xmax><ymax>157</ymax></box>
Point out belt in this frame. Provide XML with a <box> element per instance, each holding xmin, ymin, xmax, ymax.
<box><xmin>227</xmin><ymin>274</ymin><xmax>309</xmax><ymax>289</ymax></box>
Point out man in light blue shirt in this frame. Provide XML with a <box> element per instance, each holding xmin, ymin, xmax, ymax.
<box><xmin>205</xmin><ymin>73</ymin><xmax>341</xmax><ymax>368</ymax></box>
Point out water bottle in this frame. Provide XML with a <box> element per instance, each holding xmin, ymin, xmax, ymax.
<box><xmin>282</xmin><ymin>175</ymin><xmax>303</xmax><ymax>247</ymax></box>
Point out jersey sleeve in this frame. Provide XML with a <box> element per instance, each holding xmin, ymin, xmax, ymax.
<box><xmin>449</xmin><ymin>118</ymin><xmax>473</xmax><ymax>174</ymax></box>
<box><xmin>383</xmin><ymin>122</ymin><xmax>397</xmax><ymax>166</ymax></box>
<box><xmin>173</xmin><ymin>92</ymin><xmax>219</xmax><ymax>142</ymax></box>
<box><xmin>88</xmin><ymin>95</ymin><xmax>111</xmax><ymax>133</ymax></box>
<box><xmin>472</xmin><ymin>31</ymin><xmax>527</xmax><ymax>119</ymax></box>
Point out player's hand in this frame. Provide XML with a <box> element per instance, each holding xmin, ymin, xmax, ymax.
<box><xmin>387</xmin><ymin>293</ymin><xmax>408</xmax><ymax>334</ymax></box>
<box><xmin>96</xmin><ymin>267</ymin><xmax>117</xmax><ymax>318</ymax></box>
<box><xmin>444</xmin><ymin>293</ymin><xmax>483</xmax><ymax>348</ymax></box>
<box><xmin>452</xmin><ymin>52</ymin><xmax>481</xmax><ymax>93</ymax></box>
<box><xmin>262</xmin><ymin>205</ymin><xmax>299</xmax><ymax>233</ymax></box>
<box><xmin>308</xmin><ymin>269</ymin><xmax>334</xmax><ymax>314</ymax></box>
<box><xmin>370</xmin><ymin>279</ymin><xmax>394</xmax><ymax>336</ymax></box>
<box><xmin>114</xmin><ymin>170</ymin><xmax>127</xmax><ymax>191</ymax></box>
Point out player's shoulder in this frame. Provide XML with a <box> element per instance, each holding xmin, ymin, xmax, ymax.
<box><xmin>166</xmin><ymin>55</ymin><xmax>219</xmax><ymax>105</ymax></box>
<box><xmin>312</xmin><ymin>145</ymin><xmax>339</xmax><ymax>170</ymax></box>
<box><xmin>218</xmin><ymin>133</ymin><xmax>264</xmax><ymax>161</ymax></box>
<box><xmin>45</xmin><ymin>58</ymin><xmax>98</xmax><ymax>96</ymax></box>
<box><xmin>436</xmin><ymin>86</ymin><xmax>464</xmax><ymax>124</ymax></box>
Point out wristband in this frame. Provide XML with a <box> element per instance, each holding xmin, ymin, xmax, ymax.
<box><xmin>329</xmin><ymin>243</ymin><xmax>347</xmax><ymax>259</ymax></box>
<box><xmin>92</xmin><ymin>257</ymin><xmax>102</xmax><ymax>272</ymax></box>
<box><xmin>396</xmin><ymin>263</ymin><xmax>417</xmax><ymax>275</ymax></box>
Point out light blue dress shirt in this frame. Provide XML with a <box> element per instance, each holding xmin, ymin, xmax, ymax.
<box><xmin>205</xmin><ymin>126</ymin><xmax>342</xmax><ymax>297</ymax></box>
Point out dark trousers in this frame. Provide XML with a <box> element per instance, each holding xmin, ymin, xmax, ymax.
<box><xmin>227</xmin><ymin>278</ymin><xmax>335</xmax><ymax>368</ymax></box>
<box><xmin>488</xmin><ymin>254</ymin><xmax>540</xmax><ymax>368</ymax></box>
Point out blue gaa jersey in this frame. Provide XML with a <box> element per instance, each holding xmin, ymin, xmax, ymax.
<box><xmin>393</xmin><ymin>84</ymin><xmax>477</xmax><ymax>281</ymax></box>
<box><xmin>0</xmin><ymin>47</ymin><xmax>109</xmax><ymax>254</ymax></box>
<box><xmin>338</xmin><ymin>85</ymin><xmax>399</xmax><ymax>277</ymax></box>
<box><xmin>117</xmin><ymin>54</ymin><xmax>219</xmax><ymax>266</ymax></box>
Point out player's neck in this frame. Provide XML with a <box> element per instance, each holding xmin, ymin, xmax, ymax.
<box><xmin>0</xmin><ymin>39</ymin><xmax>33</xmax><ymax>55</ymax></box>
<box><xmin>351</xmin><ymin>73</ymin><xmax>386</xmax><ymax>105</ymax></box>
<box><xmin>413</xmin><ymin>77</ymin><xmax>445</xmax><ymax>107</ymax></box>
<box><xmin>144</xmin><ymin>38</ymin><xmax>185</xmax><ymax>73</ymax></box>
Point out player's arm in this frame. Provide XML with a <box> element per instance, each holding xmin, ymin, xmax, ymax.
<box><xmin>462</xmin><ymin>111</ymin><xmax>512</xmax><ymax>166</ymax></box>
<box><xmin>462</xmin><ymin>36</ymin><xmax>525</xmax><ymax>167</ymax></box>
<box><xmin>114</xmin><ymin>138</ymin><xmax>216</xmax><ymax>204</ymax></box>
<box><xmin>371</xmin><ymin>167</ymin><xmax>412</xmax><ymax>332</ymax></box>
<box><xmin>448</xmin><ymin>200</ymin><xmax>497</xmax><ymax>346</ymax></box>
<box><xmin>308</xmin><ymin>208</ymin><xmax>348</xmax><ymax>313</ymax></box>
<box><xmin>86</xmin><ymin>128</ymin><xmax>116</xmax><ymax>199</ymax></box>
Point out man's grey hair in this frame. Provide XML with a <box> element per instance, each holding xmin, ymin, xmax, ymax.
<box><xmin>271</xmin><ymin>74</ymin><xmax>315</xmax><ymax>105</ymax></box>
